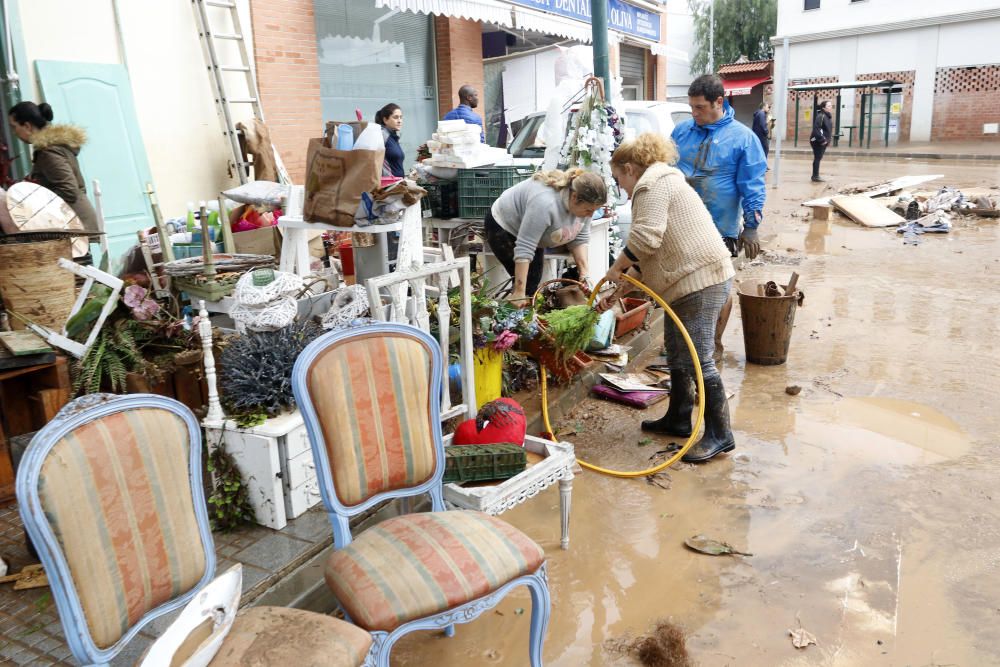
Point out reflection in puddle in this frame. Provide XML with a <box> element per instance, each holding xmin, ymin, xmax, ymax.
<box><xmin>807</xmin><ymin>397</ymin><xmax>969</xmax><ymax>464</ymax></box>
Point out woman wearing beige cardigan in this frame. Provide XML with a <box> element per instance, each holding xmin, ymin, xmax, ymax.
<box><xmin>599</xmin><ymin>133</ymin><xmax>736</xmax><ymax>463</ymax></box>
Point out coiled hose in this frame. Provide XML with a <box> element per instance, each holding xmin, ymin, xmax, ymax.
<box><xmin>537</xmin><ymin>274</ymin><xmax>705</xmax><ymax>478</ymax></box>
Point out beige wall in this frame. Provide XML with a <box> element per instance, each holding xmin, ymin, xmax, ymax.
<box><xmin>16</xmin><ymin>0</ymin><xmax>254</xmax><ymax>218</ymax></box>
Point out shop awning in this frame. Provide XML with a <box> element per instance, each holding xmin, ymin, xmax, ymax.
<box><xmin>722</xmin><ymin>75</ymin><xmax>770</xmax><ymax>96</ymax></box>
<box><xmin>375</xmin><ymin>0</ymin><xmax>514</xmax><ymax>27</ymax></box>
<box><xmin>511</xmin><ymin>6</ymin><xmax>593</xmax><ymax>42</ymax></box>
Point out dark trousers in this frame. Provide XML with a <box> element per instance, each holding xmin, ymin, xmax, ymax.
<box><xmin>755</xmin><ymin>132</ymin><xmax>769</xmax><ymax>159</ymax></box>
<box><xmin>484</xmin><ymin>210</ymin><xmax>544</xmax><ymax>297</ymax></box>
<box><xmin>811</xmin><ymin>141</ymin><xmax>827</xmax><ymax>178</ymax></box>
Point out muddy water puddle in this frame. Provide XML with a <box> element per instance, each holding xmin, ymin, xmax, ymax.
<box><xmin>391</xmin><ymin>392</ymin><xmax>977</xmax><ymax>666</ymax></box>
<box><xmin>389</xmin><ymin>162</ymin><xmax>998</xmax><ymax>665</ymax></box>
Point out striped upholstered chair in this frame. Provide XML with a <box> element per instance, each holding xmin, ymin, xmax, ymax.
<box><xmin>16</xmin><ymin>393</ymin><xmax>373</xmax><ymax>667</ymax></box>
<box><xmin>292</xmin><ymin>322</ymin><xmax>551</xmax><ymax>666</ymax></box>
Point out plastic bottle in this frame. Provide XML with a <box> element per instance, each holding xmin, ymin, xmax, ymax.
<box><xmin>354</xmin><ymin>123</ymin><xmax>384</xmax><ymax>151</ymax></box>
<box><xmin>336</xmin><ymin>124</ymin><xmax>354</xmax><ymax>151</ymax></box>
<box><xmin>186</xmin><ymin>201</ymin><xmax>196</xmax><ymax>232</ymax></box>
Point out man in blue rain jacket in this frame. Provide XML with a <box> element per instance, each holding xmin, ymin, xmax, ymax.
<box><xmin>672</xmin><ymin>74</ymin><xmax>767</xmax><ymax>356</ymax></box>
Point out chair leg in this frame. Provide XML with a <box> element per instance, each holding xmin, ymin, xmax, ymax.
<box><xmin>526</xmin><ymin>567</ymin><xmax>551</xmax><ymax>667</ymax></box>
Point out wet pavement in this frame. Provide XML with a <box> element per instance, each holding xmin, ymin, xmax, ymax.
<box><xmin>391</xmin><ymin>156</ymin><xmax>1000</xmax><ymax>665</ymax></box>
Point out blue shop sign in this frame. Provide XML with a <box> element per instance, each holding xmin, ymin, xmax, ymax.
<box><xmin>509</xmin><ymin>0</ymin><xmax>661</xmax><ymax>41</ymax></box>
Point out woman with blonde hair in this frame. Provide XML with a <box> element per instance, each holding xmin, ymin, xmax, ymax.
<box><xmin>486</xmin><ymin>168</ymin><xmax>607</xmax><ymax>301</ymax></box>
<box><xmin>600</xmin><ymin>133</ymin><xmax>736</xmax><ymax>463</ymax></box>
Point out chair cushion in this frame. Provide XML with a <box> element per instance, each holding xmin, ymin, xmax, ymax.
<box><xmin>325</xmin><ymin>511</ymin><xmax>545</xmax><ymax>632</ymax></box>
<box><xmin>306</xmin><ymin>333</ymin><xmax>439</xmax><ymax>507</ymax></box>
<box><xmin>37</xmin><ymin>407</ymin><xmax>207</xmax><ymax>649</ymax></box>
<box><xmin>210</xmin><ymin>606</ymin><xmax>372</xmax><ymax>667</ymax></box>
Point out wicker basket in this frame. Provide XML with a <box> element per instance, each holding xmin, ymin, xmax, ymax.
<box><xmin>0</xmin><ymin>235</ymin><xmax>76</xmax><ymax>330</ymax></box>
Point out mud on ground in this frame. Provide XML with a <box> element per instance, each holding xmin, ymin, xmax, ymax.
<box><xmin>391</xmin><ymin>157</ymin><xmax>1000</xmax><ymax>666</ymax></box>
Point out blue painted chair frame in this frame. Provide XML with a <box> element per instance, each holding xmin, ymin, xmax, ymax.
<box><xmin>15</xmin><ymin>393</ymin><xmax>216</xmax><ymax>667</ymax></box>
<box><xmin>292</xmin><ymin>322</ymin><xmax>551</xmax><ymax>666</ymax></box>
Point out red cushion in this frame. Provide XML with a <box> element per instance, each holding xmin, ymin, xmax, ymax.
<box><xmin>452</xmin><ymin>398</ymin><xmax>526</xmax><ymax>446</ymax></box>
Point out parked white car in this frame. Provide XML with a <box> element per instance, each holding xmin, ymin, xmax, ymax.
<box><xmin>508</xmin><ymin>100</ymin><xmax>692</xmax><ymax>162</ymax></box>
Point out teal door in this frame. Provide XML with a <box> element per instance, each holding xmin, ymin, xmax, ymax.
<box><xmin>35</xmin><ymin>61</ymin><xmax>154</xmax><ymax>263</ymax></box>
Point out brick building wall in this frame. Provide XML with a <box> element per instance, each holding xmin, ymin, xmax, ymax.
<box><xmin>931</xmin><ymin>65</ymin><xmax>1000</xmax><ymax>142</ymax></box>
<box><xmin>785</xmin><ymin>75</ymin><xmax>838</xmax><ymax>143</ymax></box>
<box><xmin>249</xmin><ymin>0</ymin><xmax>323</xmax><ymax>183</ymax></box>
<box><xmin>434</xmin><ymin>17</ymin><xmax>485</xmax><ymax>119</ymax></box>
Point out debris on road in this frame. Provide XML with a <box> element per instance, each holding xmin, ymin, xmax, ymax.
<box><xmin>785</xmin><ymin>385</ymin><xmax>802</xmax><ymax>396</ymax></box>
<box><xmin>788</xmin><ymin>625</ymin><xmax>818</xmax><ymax>649</ymax></box>
<box><xmin>684</xmin><ymin>535</ymin><xmax>753</xmax><ymax>557</ymax></box>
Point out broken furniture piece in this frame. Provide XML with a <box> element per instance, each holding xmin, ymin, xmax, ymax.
<box><xmin>10</xmin><ymin>259</ymin><xmax>123</xmax><ymax>359</ymax></box>
<box><xmin>365</xmin><ymin>257</ymin><xmax>476</xmax><ymax>423</ymax></box>
<box><xmin>18</xmin><ymin>259</ymin><xmax>123</xmax><ymax>359</ymax></box>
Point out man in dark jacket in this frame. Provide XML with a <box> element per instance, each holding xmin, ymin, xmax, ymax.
<box><xmin>809</xmin><ymin>101</ymin><xmax>833</xmax><ymax>182</ymax></box>
<box><xmin>752</xmin><ymin>102</ymin><xmax>770</xmax><ymax>159</ymax></box>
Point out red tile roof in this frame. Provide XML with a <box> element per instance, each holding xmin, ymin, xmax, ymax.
<box><xmin>718</xmin><ymin>60</ymin><xmax>773</xmax><ymax>77</ymax></box>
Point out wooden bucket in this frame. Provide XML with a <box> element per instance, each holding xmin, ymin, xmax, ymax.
<box><xmin>0</xmin><ymin>236</ymin><xmax>76</xmax><ymax>330</ymax></box>
<box><xmin>738</xmin><ymin>288</ymin><xmax>800</xmax><ymax>366</ymax></box>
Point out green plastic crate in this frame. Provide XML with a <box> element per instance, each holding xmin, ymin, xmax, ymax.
<box><xmin>443</xmin><ymin>443</ymin><xmax>527</xmax><ymax>483</ymax></box>
<box><xmin>457</xmin><ymin>166</ymin><xmax>534</xmax><ymax>219</ymax></box>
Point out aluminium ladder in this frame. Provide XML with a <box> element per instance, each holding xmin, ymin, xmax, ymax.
<box><xmin>191</xmin><ymin>0</ymin><xmax>289</xmax><ymax>184</ymax></box>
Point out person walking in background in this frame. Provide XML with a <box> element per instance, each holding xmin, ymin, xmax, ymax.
<box><xmin>8</xmin><ymin>101</ymin><xmax>99</xmax><ymax>233</ymax></box>
<box><xmin>443</xmin><ymin>85</ymin><xmax>485</xmax><ymax>143</ymax></box>
<box><xmin>486</xmin><ymin>168</ymin><xmax>606</xmax><ymax>302</ymax></box>
<box><xmin>752</xmin><ymin>102</ymin><xmax>771</xmax><ymax>160</ymax></box>
<box><xmin>671</xmin><ymin>74</ymin><xmax>767</xmax><ymax>359</ymax></box>
<box><xmin>375</xmin><ymin>103</ymin><xmax>405</xmax><ymax>178</ymax></box>
<box><xmin>600</xmin><ymin>133</ymin><xmax>736</xmax><ymax>463</ymax></box>
<box><xmin>810</xmin><ymin>100</ymin><xmax>833</xmax><ymax>182</ymax></box>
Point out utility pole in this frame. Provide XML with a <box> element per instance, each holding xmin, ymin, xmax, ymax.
<box><xmin>773</xmin><ymin>37</ymin><xmax>790</xmax><ymax>188</ymax></box>
<box><xmin>591</xmin><ymin>0</ymin><xmax>610</xmax><ymax>92</ymax></box>
<box><xmin>708</xmin><ymin>0</ymin><xmax>715</xmax><ymax>73</ymax></box>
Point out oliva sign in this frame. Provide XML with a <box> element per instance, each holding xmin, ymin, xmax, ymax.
<box><xmin>509</xmin><ymin>0</ymin><xmax>661</xmax><ymax>41</ymax></box>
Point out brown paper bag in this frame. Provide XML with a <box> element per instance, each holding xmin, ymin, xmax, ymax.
<box><xmin>303</xmin><ymin>123</ymin><xmax>383</xmax><ymax>226</ymax></box>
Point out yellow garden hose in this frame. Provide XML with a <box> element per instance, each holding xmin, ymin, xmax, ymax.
<box><xmin>537</xmin><ymin>274</ymin><xmax>705</xmax><ymax>478</ymax></box>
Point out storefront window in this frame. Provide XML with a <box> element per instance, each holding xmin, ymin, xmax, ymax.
<box><xmin>313</xmin><ymin>2</ymin><xmax>437</xmax><ymax>168</ymax></box>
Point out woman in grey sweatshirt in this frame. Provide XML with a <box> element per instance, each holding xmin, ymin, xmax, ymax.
<box><xmin>485</xmin><ymin>168</ymin><xmax>607</xmax><ymax>301</ymax></box>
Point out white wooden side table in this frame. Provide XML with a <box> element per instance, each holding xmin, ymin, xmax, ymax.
<box><xmin>442</xmin><ymin>434</ymin><xmax>576</xmax><ymax>550</ymax></box>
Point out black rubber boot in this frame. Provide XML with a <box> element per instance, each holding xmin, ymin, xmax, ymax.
<box><xmin>682</xmin><ymin>376</ymin><xmax>736</xmax><ymax>463</ymax></box>
<box><xmin>642</xmin><ymin>369</ymin><xmax>695</xmax><ymax>437</ymax></box>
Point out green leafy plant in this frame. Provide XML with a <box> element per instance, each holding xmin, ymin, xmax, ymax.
<box><xmin>541</xmin><ymin>305</ymin><xmax>600</xmax><ymax>363</ymax></box>
<box><xmin>72</xmin><ymin>318</ymin><xmax>153</xmax><ymax>394</ymax></box>
<box><xmin>207</xmin><ymin>438</ymin><xmax>254</xmax><ymax>532</ymax></box>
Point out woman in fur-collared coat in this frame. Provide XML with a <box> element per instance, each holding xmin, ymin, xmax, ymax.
<box><xmin>9</xmin><ymin>101</ymin><xmax>100</xmax><ymax>233</ymax></box>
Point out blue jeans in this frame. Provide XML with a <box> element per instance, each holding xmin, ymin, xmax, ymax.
<box><xmin>663</xmin><ymin>279</ymin><xmax>732</xmax><ymax>382</ymax></box>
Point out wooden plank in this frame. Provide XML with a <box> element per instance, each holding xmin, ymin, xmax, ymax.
<box><xmin>0</xmin><ymin>346</ymin><xmax>55</xmax><ymax>371</ymax></box>
<box><xmin>0</xmin><ymin>330</ymin><xmax>53</xmax><ymax>356</ymax></box>
<box><xmin>811</xmin><ymin>205</ymin><xmax>832</xmax><ymax>221</ymax></box>
<box><xmin>831</xmin><ymin>195</ymin><xmax>907</xmax><ymax>228</ymax></box>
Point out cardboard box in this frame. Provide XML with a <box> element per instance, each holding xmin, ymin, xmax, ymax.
<box><xmin>233</xmin><ymin>226</ymin><xmax>281</xmax><ymax>257</ymax></box>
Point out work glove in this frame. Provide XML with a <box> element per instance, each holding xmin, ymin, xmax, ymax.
<box><xmin>739</xmin><ymin>224</ymin><xmax>761</xmax><ymax>260</ymax></box>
